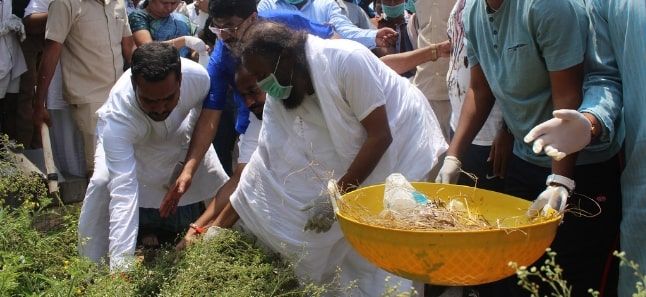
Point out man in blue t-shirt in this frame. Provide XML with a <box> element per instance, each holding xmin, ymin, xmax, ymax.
<box><xmin>435</xmin><ymin>0</ymin><xmax>622</xmax><ymax>296</ymax></box>
<box><xmin>158</xmin><ymin>0</ymin><xmax>334</xmax><ymax>217</ymax></box>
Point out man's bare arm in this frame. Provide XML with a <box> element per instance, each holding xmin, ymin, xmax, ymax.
<box><xmin>548</xmin><ymin>63</ymin><xmax>584</xmax><ymax>178</ymax></box>
<box><xmin>447</xmin><ymin>64</ymin><xmax>496</xmax><ymax>159</ymax></box>
<box><xmin>33</xmin><ymin>40</ymin><xmax>63</xmax><ymax>128</ymax></box>
<box><xmin>159</xmin><ymin>108</ymin><xmax>222</xmax><ymax>217</ymax></box>
<box><xmin>380</xmin><ymin>40</ymin><xmax>451</xmax><ymax>74</ymax></box>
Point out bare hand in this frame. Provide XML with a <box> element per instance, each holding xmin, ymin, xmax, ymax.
<box><xmin>160</xmin><ymin>171</ymin><xmax>192</xmax><ymax>218</ymax></box>
<box><xmin>33</xmin><ymin>105</ymin><xmax>52</xmax><ymax>128</ymax></box>
<box><xmin>488</xmin><ymin>126</ymin><xmax>514</xmax><ymax>178</ymax></box>
<box><xmin>437</xmin><ymin>40</ymin><xmax>452</xmax><ymax>59</ymax></box>
<box><xmin>375</xmin><ymin>27</ymin><xmax>398</xmax><ymax>48</ymax></box>
<box><xmin>175</xmin><ymin>229</ymin><xmax>197</xmax><ymax>251</ymax></box>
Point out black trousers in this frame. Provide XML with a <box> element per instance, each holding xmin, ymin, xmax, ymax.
<box><xmin>426</xmin><ymin>144</ymin><xmax>505</xmax><ymax>297</ymax></box>
<box><xmin>474</xmin><ymin>154</ymin><xmax>622</xmax><ymax>297</ymax></box>
<box><xmin>458</xmin><ymin>143</ymin><xmax>505</xmax><ymax>193</ymax></box>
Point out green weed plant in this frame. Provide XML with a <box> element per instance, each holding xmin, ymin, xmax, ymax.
<box><xmin>510</xmin><ymin>248</ymin><xmax>645</xmax><ymax>297</ymax></box>
<box><xmin>0</xmin><ymin>134</ymin><xmax>314</xmax><ymax>296</ymax></box>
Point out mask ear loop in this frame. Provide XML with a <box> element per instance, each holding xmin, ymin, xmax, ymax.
<box><xmin>274</xmin><ymin>53</ymin><xmax>295</xmax><ymax>85</ymax></box>
<box><xmin>273</xmin><ymin>53</ymin><xmax>282</xmax><ymax>74</ymax></box>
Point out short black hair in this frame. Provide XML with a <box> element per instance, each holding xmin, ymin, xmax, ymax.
<box><xmin>131</xmin><ymin>43</ymin><xmax>181</xmax><ymax>82</ymax></box>
<box><xmin>209</xmin><ymin>0</ymin><xmax>256</xmax><ymax>20</ymax></box>
<box><xmin>198</xmin><ymin>17</ymin><xmax>217</xmax><ymax>47</ymax></box>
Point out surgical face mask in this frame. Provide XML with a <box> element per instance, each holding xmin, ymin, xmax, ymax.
<box><xmin>285</xmin><ymin>0</ymin><xmax>305</xmax><ymax>4</ymax></box>
<box><xmin>382</xmin><ymin>2</ymin><xmax>405</xmax><ymax>19</ymax></box>
<box><xmin>257</xmin><ymin>54</ymin><xmax>294</xmax><ymax>100</ymax></box>
<box><xmin>405</xmin><ymin>0</ymin><xmax>416</xmax><ymax>13</ymax></box>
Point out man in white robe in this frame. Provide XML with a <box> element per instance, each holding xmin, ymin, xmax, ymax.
<box><xmin>232</xmin><ymin>22</ymin><xmax>447</xmax><ymax>296</ymax></box>
<box><xmin>78</xmin><ymin>43</ymin><xmax>228</xmax><ymax>271</ymax></box>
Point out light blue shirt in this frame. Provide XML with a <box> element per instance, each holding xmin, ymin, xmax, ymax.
<box><xmin>258</xmin><ymin>0</ymin><xmax>377</xmax><ymax>48</ymax></box>
<box><xmin>464</xmin><ymin>0</ymin><xmax>619</xmax><ymax>167</ymax></box>
<box><xmin>585</xmin><ymin>1</ymin><xmax>645</xmax><ymax>295</ymax></box>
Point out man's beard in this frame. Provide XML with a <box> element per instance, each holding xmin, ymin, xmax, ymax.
<box><xmin>281</xmin><ymin>89</ymin><xmax>305</xmax><ymax>110</ymax></box>
<box><xmin>248</xmin><ymin>102</ymin><xmax>263</xmax><ymax>120</ymax></box>
<box><xmin>253</xmin><ymin>111</ymin><xmax>262</xmax><ymax>120</ymax></box>
<box><xmin>147</xmin><ymin>111</ymin><xmax>170</xmax><ymax>121</ymax></box>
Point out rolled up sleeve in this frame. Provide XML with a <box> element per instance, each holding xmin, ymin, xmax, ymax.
<box><xmin>326</xmin><ymin>1</ymin><xmax>376</xmax><ymax>48</ymax></box>
<box><xmin>581</xmin><ymin>0</ymin><xmax>623</xmax><ymax>149</ymax></box>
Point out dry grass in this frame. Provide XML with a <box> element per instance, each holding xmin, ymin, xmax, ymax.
<box><xmin>338</xmin><ymin>196</ymin><xmax>496</xmax><ymax>232</ymax></box>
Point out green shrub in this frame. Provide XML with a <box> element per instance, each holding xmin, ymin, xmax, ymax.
<box><xmin>614</xmin><ymin>251</ymin><xmax>646</xmax><ymax>297</ymax></box>
<box><xmin>0</xmin><ymin>134</ymin><xmax>314</xmax><ymax>296</ymax></box>
<box><xmin>159</xmin><ymin>231</ymin><xmax>311</xmax><ymax>297</ymax></box>
<box><xmin>0</xmin><ymin>134</ymin><xmax>48</xmax><ymax>210</ymax></box>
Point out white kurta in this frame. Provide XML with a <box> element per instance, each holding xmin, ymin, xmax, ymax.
<box><xmin>0</xmin><ymin>0</ymin><xmax>27</xmax><ymax>98</ymax></box>
<box><xmin>78</xmin><ymin>58</ymin><xmax>229</xmax><ymax>270</ymax></box>
<box><xmin>446</xmin><ymin>0</ymin><xmax>502</xmax><ymax>146</ymax></box>
<box><xmin>231</xmin><ymin>36</ymin><xmax>447</xmax><ymax>296</ymax></box>
<box><xmin>237</xmin><ymin>114</ymin><xmax>261</xmax><ymax>164</ymax></box>
<box><xmin>185</xmin><ymin>3</ymin><xmax>208</xmax><ymax>34</ymax></box>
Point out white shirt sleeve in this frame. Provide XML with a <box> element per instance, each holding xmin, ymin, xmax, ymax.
<box><xmin>101</xmin><ymin>117</ymin><xmax>141</xmax><ymax>271</ymax></box>
<box><xmin>325</xmin><ymin>0</ymin><xmax>377</xmax><ymax>48</ymax></box>
<box><xmin>237</xmin><ymin>115</ymin><xmax>261</xmax><ymax>164</ymax></box>
<box><xmin>24</xmin><ymin>0</ymin><xmax>51</xmax><ymax>16</ymax></box>
<box><xmin>338</xmin><ymin>48</ymin><xmax>388</xmax><ymax>121</ymax></box>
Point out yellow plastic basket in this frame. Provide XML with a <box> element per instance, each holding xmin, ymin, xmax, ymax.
<box><xmin>336</xmin><ymin>182</ymin><xmax>561</xmax><ymax>286</ymax></box>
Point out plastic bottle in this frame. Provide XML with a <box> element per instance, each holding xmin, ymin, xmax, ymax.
<box><xmin>383</xmin><ymin>173</ymin><xmax>428</xmax><ymax>212</ymax></box>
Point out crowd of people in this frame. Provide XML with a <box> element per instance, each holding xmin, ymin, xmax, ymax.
<box><xmin>0</xmin><ymin>0</ymin><xmax>644</xmax><ymax>296</ymax></box>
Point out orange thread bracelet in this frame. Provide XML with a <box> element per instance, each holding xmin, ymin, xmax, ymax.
<box><xmin>190</xmin><ymin>223</ymin><xmax>205</xmax><ymax>234</ymax></box>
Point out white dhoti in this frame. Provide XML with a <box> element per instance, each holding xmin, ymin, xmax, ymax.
<box><xmin>231</xmin><ymin>36</ymin><xmax>446</xmax><ymax>295</ymax></box>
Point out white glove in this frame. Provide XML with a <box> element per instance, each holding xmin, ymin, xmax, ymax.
<box><xmin>302</xmin><ymin>180</ymin><xmax>340</xmax><ymax>233</ymax></box>
<box><xmin>528</xmin><ymin>185</ymin><xmax>569</xmax><ymax>217</ymax></box>
<box><xmin>524</xmin><ymin>109</ymin><xmax>592</xmax><ymax>161</ymax></box>
<box><xmin>184</xmin><ymin>36</ymin><xmax>208</xmax><ymax>53</ymax></box>
<box><xmin>435</xmin><ymin>156</ymin><xmax>461</xmax><ymax>184</ymax></box>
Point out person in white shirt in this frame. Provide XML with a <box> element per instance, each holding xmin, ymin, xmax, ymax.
<box><xmin>77</xmin><ymin>43</ymin><xmax>228</xmax><ymax>271</ymax></box>
<box><xmin>335</xmin><ymin>0</ymin><xmax>374</xmax><ymax>29</ymax></box>
<box><xmin>0</xmin><ymin>0</ymin><xmax>27</xmax><ymax>139</ymax></box>
<box><xmin>230</xmin><ymin>21</ymin><xmax>447</xmax><ymax>295</ymax></box>
<box><xmin>185</xmin><ymin>0</ymin><xmax>210</xmax><ymax>34</ymax></box>
<box><xmin>23</xmin><ymin>0</ymin><xmax>86</xmax><ymax>177</ymax></box>
<box><xmin>257</xmin><ymin>0</ymin><xmax>397</xmax><ymax>49</ymax></box>
<box><xmin>441</xmin><ymin>0</ymin><xmax>506</xmax><ymax>190</ymax></box>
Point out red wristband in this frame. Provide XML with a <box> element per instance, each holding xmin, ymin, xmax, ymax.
<box><xmin>189</xmin><ymin>223</ymin><xmax>205</xmax><ymax>234</ymax></box>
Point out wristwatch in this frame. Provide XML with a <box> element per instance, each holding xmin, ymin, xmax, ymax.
<box><xmin>546</xmin><ymin>174</ymin><xmax>575</xmax><ymax>193</ymax></box>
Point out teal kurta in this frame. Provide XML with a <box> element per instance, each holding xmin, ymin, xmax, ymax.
<box><xmin>584</xmin><ymin>1</ymin><xmax>645</xmax><ymax>295</ymax></box>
